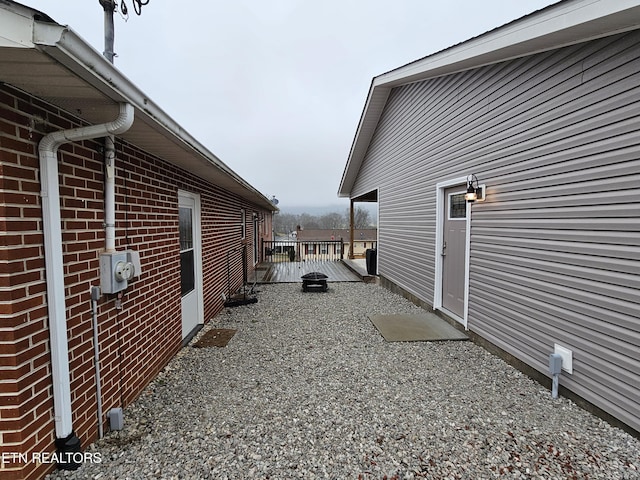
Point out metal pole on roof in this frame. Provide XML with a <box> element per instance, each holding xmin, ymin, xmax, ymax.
<box><xmin>99</xmin><ymin>0</ymin><xmax>116</xmax><ymax>64</ymax></box>
<box><xmin>99</xmin><ymin>0</ymin><xmax>117</xmax><ymax>254</ymax></box>
<box><xmin>95</xmin><ymin>0</ymin><xmax>116</xmax><ymax>441</ymax></box>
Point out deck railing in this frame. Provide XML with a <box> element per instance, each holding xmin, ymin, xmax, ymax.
<box><xmin>262</xmin><ymin>240</ymin><xmax>345</xmax><ymax>263</ymax></box>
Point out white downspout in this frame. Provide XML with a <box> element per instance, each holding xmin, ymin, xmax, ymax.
<box><xmin>38</xmin><ymin>103</ymin><xmax>134</xmax><ymax>459</ymax></box>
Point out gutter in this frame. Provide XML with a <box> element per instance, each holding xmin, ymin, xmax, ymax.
<box><xmin>32</xmin><ymin>22</ymin><xmax>276</xmax><ymax>212</ymax></box>
<box><xmin>38</xmin><ymin>102</ymin><xmax>134</xmax><ymax>468</ymax></box>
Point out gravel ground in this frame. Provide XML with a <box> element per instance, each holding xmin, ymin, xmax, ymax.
<box><xmin>49</xmin><ymin>282</ymin><xmax>640</xmax><ymax>479</ymax></box>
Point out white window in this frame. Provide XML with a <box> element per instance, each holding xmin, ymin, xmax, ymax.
<box><xmin>241</xmin><ymin>209</ymin><xmax>246</xmax><ymax>239</ymax></box>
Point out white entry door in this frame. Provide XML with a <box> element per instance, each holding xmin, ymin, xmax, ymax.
<box><xmin>441</xmin><ymin>186</ymin><xmax>467</xmax><ymax>318</ymax></box>
<box><xmin>178</xmin><ymin>191</ymin><xmax>203</xmax><ymax>340</ymax></box>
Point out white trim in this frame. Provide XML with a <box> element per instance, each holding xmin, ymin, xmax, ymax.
<box><xmin>463</xmin><ymin>201</ymin><xmax>472</xmax><ymax>330</ymax></box>
<box><xmin>339</xmin><ymin>0</ymin><xmax>640</xmax><ymax>198</ymax></box>
<box><xmin>434</xmin><ymin>176</ymin><xmax>469</xmax><ymax>329</ymax></box>
<box><xmin>377</xmin><ymin>0</ymin><xmax>640</xmax><ymax>88</ymax></box>
<box><xmin>253</xmin><ymin>213</ymin><xmax>259</xmax><ymax>266</ymax></box>
<box><xmin>178</xmin><ymin>190</ymin><xmax>204</xmax><ymax>331</ymax></box>
<box><xmin>1</xmin><ymin>5</ymin><xmax>275</xmax><ymax>210</ymax></box>
<box><xmin>375</xmin><ymin>188</ymin><xmax>380</xmax><ymax>275</ymax></box>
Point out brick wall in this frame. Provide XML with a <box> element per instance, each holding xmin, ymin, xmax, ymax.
<box><xmin>1</xmin><ymin>86</ymin><xmax>59</xmax><ymax>480</ymax></box>
<box><xmin>0</xmin><ymin>84</ymin><xmax>272</xmax><ymax>479</ymax></box>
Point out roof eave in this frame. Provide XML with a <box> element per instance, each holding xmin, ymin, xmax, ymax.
<box><xmin>3</xmin><ymin>5</ymin><xmax>276</xmax><ymax>212</ymax></box>
<box><xmin>339</xmin><ymin>0</ymin><xmax>640</xmax><ymax>198</ymax></box>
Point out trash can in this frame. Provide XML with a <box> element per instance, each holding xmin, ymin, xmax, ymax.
<box><xmin>365</xmin><ymin>249</ymin><xmax>377</xmax><ymax>275</ymax></box>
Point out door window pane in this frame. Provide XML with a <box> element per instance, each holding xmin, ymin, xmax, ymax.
<box><xmin>179</xmin><ymin>207</ymin><xmax>195</xmax><ymax>296</ymax></box>
<box><xmin>180</xmin><ymin>250</ymin><xmax>195</xmax><ymax>295</ymax></box>
<box><xmin>179</xmin><ymin>207</ymin><xmax>193</xmax><ymax>250</ymax></box>
<box><xmin>449</xmin><ymin>193</ymin><xmax>467</xmax><ymax>219</ymax></box>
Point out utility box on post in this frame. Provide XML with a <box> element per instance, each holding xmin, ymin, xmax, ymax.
<box><xmin>100</xmin><ymin>252</ymin><xmax>132</xmax><ymax>294</ymax></box>
<box><xmin>549</xmin><ymin>353</ymin><xmax>563</xmax><ymax>375</ymax></box>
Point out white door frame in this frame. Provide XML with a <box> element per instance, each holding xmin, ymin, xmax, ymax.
<box><xmin>253</xmin><ymin>213</ymin><xmax>259</xmax><ymax>265</ymax></box>
<box><xmin>374</xmin><ymin>188</ymin><xmax>380</xmax><ymax>275</ymax></box>
<box><xmin>178</xmin><ymin>190</ymin><xmax>204</xmax><ymax>338</ymax></box>
<box><xmin>434</xmin><ymin>177</ymin><xmax>471</xmax><ymax>329</ymax></box>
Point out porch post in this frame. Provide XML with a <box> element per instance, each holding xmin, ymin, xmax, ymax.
<box><xmin>349</xmin><ymin>199</ymin><xmax>355</xmax><ymax>259</ymax></box>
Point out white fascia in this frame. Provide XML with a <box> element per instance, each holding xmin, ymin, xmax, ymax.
<box><xmin>0</xmin><ymin>5</ymin><xmax>35</xmax><ymax>48</ymax></box>
<box><xmin>377</xmin><ymin>0</ymin><xmax>640</xmax><ymax>87</ymax></box>
<box><xmin>31</xmin><ymin>21</ymin><xmax>273</xmax><ymax>211</ymax></box>
<box><xmin>341</xmin><ymin>0</ymin><xmax>640</xmax><ymax>198</ymax></box>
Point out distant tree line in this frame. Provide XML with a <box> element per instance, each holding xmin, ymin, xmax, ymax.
<box><xmin>274</xmin><ymin>207</ymin><xmax>374</xmax><ymax>234</ymax></box>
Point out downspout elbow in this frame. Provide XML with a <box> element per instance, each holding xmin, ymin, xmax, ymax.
<box><xmin>39</xmin><ymin>103</ymin><xmax>134</xmax><ymax>155</ymax></box>
<box><xmin>38</xmin><ymin>103</ymin><xmax>134</xmax><ymax>465</ymax></box>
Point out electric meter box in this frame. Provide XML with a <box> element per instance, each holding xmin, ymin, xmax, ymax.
<box><xmin>100</xmin><ymin>252</ymin><xmax>130</xmax><ymax>294</ymax></box>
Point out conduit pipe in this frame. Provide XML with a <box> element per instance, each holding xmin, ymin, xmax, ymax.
<box><xmin>90</xmin><ymin>286</ymin><xmax>104</xmax><ymax>439</ymax></box>
<box><xmin>104</xmin><ymin>135</ymin><xmax>117</xmax><ymax>252</ymax></box>
<box><xmin>38</xmin><ymin>103</ymin><xmax>134</xmax><ymax>464</ymax></box>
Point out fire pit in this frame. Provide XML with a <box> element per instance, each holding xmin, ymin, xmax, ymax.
<box><xmin>301</xmin><ymin>272</ymin><xmax>328</xmax><ymax>292</ymax></box>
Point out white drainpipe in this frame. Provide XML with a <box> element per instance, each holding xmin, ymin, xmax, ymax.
<box><xmin>38</xmin><ymin>103</ymin><xmax>134</xmax><ymax>461</ymax></box>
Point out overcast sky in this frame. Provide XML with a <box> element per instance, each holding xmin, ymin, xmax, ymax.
<box><xmin>25</xmin><ymin>0</ymin><xmax>559</xmax><ymax>211</ymax></box>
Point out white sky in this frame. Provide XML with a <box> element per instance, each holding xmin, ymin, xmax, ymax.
<box><xmin>23</xmin><ymin>0</ymin><xmax>559</xmax><ymax>211</ymax></box>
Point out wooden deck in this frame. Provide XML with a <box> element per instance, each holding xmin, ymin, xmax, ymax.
<box><xmin>255</xmin><ymin>260</ymin><xmax>362</xmax><ymax>283</ymax></box>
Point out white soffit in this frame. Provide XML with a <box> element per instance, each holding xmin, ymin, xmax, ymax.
<box><xmin>0</xmin><ymin>2</ymin><xmax>277</xmax><ymax>211</ymax></box>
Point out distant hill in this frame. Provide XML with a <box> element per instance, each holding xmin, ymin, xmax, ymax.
<box><xmin>278</xmin><ymin>203</ymin><xmax>377</xmax><ymax>216</ymax></box>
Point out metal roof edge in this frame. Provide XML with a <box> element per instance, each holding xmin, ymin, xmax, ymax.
<box><xmin>0</xmin><ymin>1</ymin><xmax>39</xmax><ymax>48</ymax></box>
<box><xmin>339</xmin><ymin>0</ymin><xmax>640</xmax><ymax>198</ymax></box>
<box><xmin>337</xmin><ymin>80</ymin><xmax>391</xmax><ymax>198</ymax></box>
<box><xmin>19</xmin><ymin>8</ymin><xmax>276</xmax><ymax>211</ymax></box>
<box><xmin>376</xmin><ymin>0</ymin><xmax>640</xmax><ymax>87</ymax></box>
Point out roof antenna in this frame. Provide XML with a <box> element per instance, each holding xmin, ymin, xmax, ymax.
<box><xmin>99</xmin><ymin>0</ymin><xmax>151</xmax><ymax>63</ymax></box>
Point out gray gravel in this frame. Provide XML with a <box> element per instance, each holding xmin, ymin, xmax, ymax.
<box><xmin>49</xmin><ymin>282</ymin><xmax>639</xmax><ymax>479</ymax></box>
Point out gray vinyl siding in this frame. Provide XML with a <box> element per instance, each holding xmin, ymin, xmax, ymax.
<box><xmin>351</xmin><ymin>30</ymin><xmax>640</xmax><ymax>432</ymax></box>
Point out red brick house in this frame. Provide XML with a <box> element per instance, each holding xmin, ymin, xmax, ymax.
<box><xmin>0</xmin><ymin>2</ymin><xmax>276</xmax><ymax>479</ymax></box>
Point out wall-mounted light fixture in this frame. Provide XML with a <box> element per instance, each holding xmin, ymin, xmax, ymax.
<box><xmin>465</xmin><ymin>174</ymin><xmax>486</xmax><ymax>203</ymax></box>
